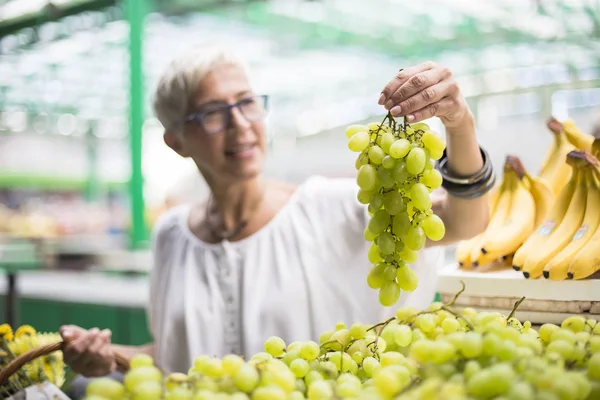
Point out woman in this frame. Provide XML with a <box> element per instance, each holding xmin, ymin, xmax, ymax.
<box><xmin>60</xmin><ymin>45</ymin><xmax>492</xmax><ymax>377</ymax></box>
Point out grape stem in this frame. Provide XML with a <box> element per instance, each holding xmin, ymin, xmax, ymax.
<box><xmin>506</xmin><ymin>296</ymin><xmax>526</xmax><ymax>321</ymax></box>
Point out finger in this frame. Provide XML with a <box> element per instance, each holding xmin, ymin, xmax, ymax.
<box><xmin>385</xmin><ymin>67</ymin><xmax>450</xmax><ymax>111</ymax></box>
<box><xmin>389</xmin><ymin>80</ymin><xmax>458</xmax><ymax>117</ymax></box>
<box><xmin>63</xmin><ymin>328</ymin><xmax>98</xmax><ymax>364</ymax></box>
<box><xmin>379</xmin><ymin>62</ymin><xmax>436</xmax><ymax>105</ymax></box>
<box><xmin>60</xmin><ymin>325</ymin><xmax>86</xmax><ymax>343</ymax></box>
<box><xmin>405</xmin><ymin>97</ymin><xmax>457</xmax><ymax>124</ymax></box>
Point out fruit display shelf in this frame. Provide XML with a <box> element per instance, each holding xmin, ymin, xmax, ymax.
<box><xmin>437</xmin><ymin>262</ymin><xmax>600</xmax><ymax>325</ymax></box>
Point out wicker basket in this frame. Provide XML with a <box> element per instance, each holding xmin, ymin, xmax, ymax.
<box><xmin>0</xmin><ymin>339</ymin><xmax>129</xmax><ymax>387</ymax></box>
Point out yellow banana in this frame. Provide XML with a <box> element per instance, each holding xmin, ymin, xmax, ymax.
<box><xmin>469</xmin><ymin>171</ymin><xmax>513</xmax><ymax>267</ymax></box>
<box><xmin>593</xmin><ymin>138</ymin><xmax>600</xmax><ymax>159</ymax></box>
<box><xmin>456</xmin><ymin>236</ymin><xmax>477</xmax><ymax>268</ymax></box>
<box><xmin>524</xmin><ymin>172</ymin><xmax>554</xmax><ymax>230</ymax></box>
<box><xmin>539</xmin><ymin>118</ymin><xmax>575</xmax><ymax>196</ymax></box>
<box><xmin>522</xmin><ymin>161</ymin><xmax>588</xmax><ymax>279</ymax></box>
<box><xmin>561</xmin><ymin>119</ymin><xmax>595</xmax><ymax>151</ymax></box>
<box><xmin>511</xmin><ymin>167</ymin><xmax>578</xmax><ymax>271</ymax></box>
<box><xmin>480</xmin><ymin>159</ymin><xmax>536</xmax><ymax>259</ymax></box>
<box><xmin>543</xmin><ymin>168</ymin><xmax>600</xmax><ymax>280</ymax></box>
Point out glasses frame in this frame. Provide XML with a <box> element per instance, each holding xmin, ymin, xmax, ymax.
<box><xmin>184</xmin><ymin>94</ymin><xmax>270</xmax><ymax>135</ymax></box>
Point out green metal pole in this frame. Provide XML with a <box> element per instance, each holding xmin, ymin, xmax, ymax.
<box><xmin>126</xmin><ymin>0</ymin><xmax>148</xmax><ymax>249</ymax></box>
<box><xmin>85</xmin><ymin>120</ymin><xmax>100</xmax><ymax>202</ymax></box>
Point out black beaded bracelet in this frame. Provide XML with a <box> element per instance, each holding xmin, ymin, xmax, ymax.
<box><xmin>435</xmin><ymin>146</ymin><xmax>496</xmax><ymax>200</ymax></box>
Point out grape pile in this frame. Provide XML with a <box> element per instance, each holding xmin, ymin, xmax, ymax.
<box><xmin>84</xmin><ymin>289</ymin><xmax>600</xmax><ymax>400</ymax></box>
<box><xmin>346</xmin><ymin>114</ymin><xmax>447</xmax><ymax>306</ymax></box>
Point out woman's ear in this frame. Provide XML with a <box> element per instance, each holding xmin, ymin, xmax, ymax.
<box><xmin>164</xmin><ymin>130</ymin><xmax>189</xmax><ymax>158</ymax></box>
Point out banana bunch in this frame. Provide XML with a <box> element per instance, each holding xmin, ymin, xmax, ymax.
<box><xmin>539</xmin><ymin>118</ymin><xmax>576</xmax><ymax>196</ymax></box>
<box><xmin>513</xmin><ymin>150</ymin><xmax>600</xmax><ymax>280</ymax></box>
<box><xmin>455</xmin><ymin>155</ymin><xmax>553</xmax><ymax>269</ymax></box>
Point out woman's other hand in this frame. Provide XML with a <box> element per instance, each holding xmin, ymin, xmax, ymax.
<box><xmin>60</xmin><ymin>325</ymin><xmax>116</xmax><ymax>377</ymax></box>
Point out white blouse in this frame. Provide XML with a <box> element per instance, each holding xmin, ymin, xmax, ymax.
<box><xmin>147</xmin><ymin>176</ymin><xmax>444</xmax><ymax>373</ymax></box>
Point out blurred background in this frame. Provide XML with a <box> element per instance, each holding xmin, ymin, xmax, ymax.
<box><xmin>0</xmin><ymin>0</ymin><xmax>599</xmax><ymax>344</ymax></box>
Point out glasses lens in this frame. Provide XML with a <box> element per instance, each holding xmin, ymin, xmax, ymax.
<box><xmin>239</xmin><ymin>95</ymin><xmax>267</xmax><ymax>121</ymax></box>
<box><xmin>202</xmin><ymin>109</ymin><xmax>228</xmax><ymax>134</ymax></box>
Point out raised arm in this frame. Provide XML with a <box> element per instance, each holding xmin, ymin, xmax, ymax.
<box><xmin>379</xmin><ymin>62</ymin><xmax>492</xmax><ymax>245</ymax></box>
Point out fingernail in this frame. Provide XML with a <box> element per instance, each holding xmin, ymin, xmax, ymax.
<box><xmin>62</xmin><ymin>330</ymin><xmax>71</xmax><ymax>338</ymax></box>
<box><xmin>384</xmin><ymin>100</ymin><xmax>394</xmax><ymax>110</ymax></box>
<box><xmin>407</xmin><ymin>114</ymin><xmax>415</xmax><ymax>122</ymax></box>
<box><xmin>378</xmin><ymin>93</ymin><xmax>385</xmax><ymax>105</ymax></box>
<box><xmin>390</xmin><ymin>106</ymin><xmax>402</xmax><ymax>117</ymax></box>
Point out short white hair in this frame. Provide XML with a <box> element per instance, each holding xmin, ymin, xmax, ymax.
<box><xmin>153</xmin><ymin>44</ymin><xmax>248</xmax><ymax>133</ymax></box>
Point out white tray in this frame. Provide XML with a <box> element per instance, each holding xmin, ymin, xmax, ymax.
<box><xmin>436</xmin><ymin>263</ymin><xmax>600</xmax><ymax>325</ymax></box>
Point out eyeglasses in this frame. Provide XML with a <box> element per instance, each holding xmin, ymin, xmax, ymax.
<box><xmin>184</xmin><ymin>94</ymin><xmax>269</xmax><ymax>135</ymax></box>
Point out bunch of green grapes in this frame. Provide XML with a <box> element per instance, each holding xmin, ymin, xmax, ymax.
<box><xmin>345</xmin><ymin>115</ymin><xmax>447</xmax><ymax>306</ymax></box>
<box><xmin>83</xmin><ymin>297</ymin><xmax>600</xmax><ymax>400</ymax></box>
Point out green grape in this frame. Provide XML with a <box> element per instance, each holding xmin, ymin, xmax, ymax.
<box><xmin>368</xmin><ymin>209</ymin><xmax>391</xmax><ymax>234</ymax></box>
<box><xmin>299</xmin><ymin>341</ymin><xmax>320</xmax><ymax>361</ymax></box>
<box><xmin>382</xmin><ymin>155</ymin><xmax>396</xmax><ymax>169</ymax></box>
<box><xmin>367</xmin><ymin>263</ymin><xmax>387</xmax><ymax>289</ymax></box>
<box><xmin>345</xmin><ymin>124</ymin><xmax>369</xmax><ymax>139</ymax></box>
<box><xmin>130</xmin><ymin>381</ymin><xmax>162</xmax><ymax>400</ymax></box>
<box><xmin>369</xmin><ymin>145</ymin><xmax>385</xmax><ymax>164</ymax></box>
<box><xmin>370</xmin><ymin>194</ymin><xmax>383</xmax><ymax>210</ymax></box>
<box><xmin>410</xmin><ymin>183</ymin><xmax>432</xmax><ymax>210</ymax></box>
<box><xmin>398</xmin><ymin>247</ymin><xmax>418</xmax><ymax>264</ymax></box>
<box><xmin>374</xmin><ymin>366</ymin><xmax>410</xmax><ymax>397</ymax></box>
<box><xmin>368</xmin><ymin>243</ymin><xmax>383</xmax><ymax>263</ymax></box>
<box><xmin>381</xmin><ymin>132</ymin><xmax>395</xmax><ymax>153</ymax></box>
<box><xmin>404</xmin><ymin>225</ymin><xmax>426</xmax><ymax>251</ymax></box>
<box><xmin>356</xmin><ymin>189</ymin><xmax>372</xmax><ymax>205</ymax></box>
<box><xmin>130</xmin><ymin>353</ymin><xmax>154</xmax><ymax>369</ymax></box>
<box><xmin>349</xmin><ymin>323</ymin><xmax>367</xmax><ymax>340</ymax></box>
<box><xmin>429</xmin><ymin>146</ymin><xmax>444</xmax><ymax>160</ymax></box>
<box><xmin>124</xmin><ymin>366</ymin><xmax>162</xmax><ymax>392</ymax></box>
<box><xmin>406</xmin><ymin>147</ymin><xmax>426</xmax><ymax>175</ymax></box>
<box><xmin>414</xmin><ymin>314</ymin><xmax>436</xmax><ymax>333</ymax></box>
<box><xmin>539</xmin><ymin>324</ymin><xmax>560</xmax><ymax>343</ymax></box>
<box><xmin>377</xmin><ymin>232</ymin><xmax>396</xmax><ymax>255</ymax></box>
<box><xmin>411</xmin><ymin>122</ymin><xmax>430</xmax><ymax>132</ymax></box>
<box><xmin>460</xmin><ymin>332</ymin><xmax>483</xmax><ymax>358</ymax></box>
<box><xmin>383</xmin><ymin>265</ymin><xmax>397</xmax><ymax>281</ymax></box>
<box><xmin>382</xmin><ymin>191</ymin><xmax>404</xmax><ymax>215</ymax></box>
<box><xmin>392</xmin><ymin>161</ymin><xmax>409</xmax><ymax>182</ymax></box>
<box><xmin>222</xmin><ymin>355</ymin><xmax>245</xmax><ymax>375</ymax></box>
<box><xmin>377</xmin><ymin>167</ymin><xmax>395</xmax><ymax>189</ymax></box>
<box><xmin>348</xmin><ymin>131</ymin><xmax>370</xmax><ymax>152</ymax></box>
<box><xmin>166</xmin><ymin>388</ymin><xmax>193</xmax><ymax>400</ymax></box>
<box><xmin>362</xmin><ymin>357</ymin><xmax>381</xmax><ymax>378</ymax></box>
<box><xmin>86</xmin><ymin>378</ymin><xmax>126</xmax><ymax>400</ymax></box>
<box><xmin>550</xmin><ymin>328</ymin><xmax>576</xmax><ymax>344</ymax></box>
<box><xmin>282</xmin><ymin>350</ymin><xmax>300</xmax><ymax>366</ymax></box>
<box><xmin>264</xmin><ymin>336</ymin><xmax>286</xmax><ymax>357</ymax></box>
<box><xmin>392</xmin><ymin>212</ymin><xmax>411</xmax><ymax>237</ymax></box>
<box><xmin>441</xmin><ymin>317</ymin><xmax>460</xmax><ymax>334</ymax></box>
<box><xmin>422</xmin><ymin>214</ymin><xmax>445</xmax><ymax>241</ymax></box>
<box><xmin>379</xmin><ymin>281</ymin><xmax>401</xmax><ymax>306</ymax></box>
<box><xmin>307</xmin><ymin>380</ymin><xmax>333</xmax><ymax>399</ymax></box>
<box><xmin>421</xmin><ymin>131</ymin><xmax>445</xmax><ymax>153</ymax></box>
<box><xmin>394</xmin><ymin>324</ymin><xmax>413</xmax><ymax>347</ymax></box>
<box><xmin>363</xmin><ymin>227</ymin><xmax>376</xmax><ymax>241</ymax></box>
<box><xmin>425</xmin><ymin>158</ymin><xmax>436</xmax><ymax>170</ymax></box>
<box><xmin>252</xmin><ymin>387</ymin><xmax>287</xmax><ymax>400</ymax></box>
<box><xmin>389</xmin><ymin>139</ymin><xmax>411</xmax><ymax>159</ymax></box>
<box><xmin>421</xmin><ymin>168</ymin><xmax>442</xmax><ymax>189</ymax></box>
<box><xmin>561</xmin><ymin>316</ymin><xmax>587</xmax><ymax>333</ymax></box>
<box><xmin>289</xmin><ymin>359</ymin><xmax>310</xmax><ymax>378</ymax></box>
<box><xmin>396</xmin><ymin>266</ymin><xmax>418</xmax><ymax>292</ymax></box>
<box><xmin>357</xmin><ymin>164</ymin><xmax>377</xmax><ymax>191</ymax></box>
<box><xmin>395</xmin><ymin>240</ymin><xmax>405</xmax><ymax>253</ymax></box>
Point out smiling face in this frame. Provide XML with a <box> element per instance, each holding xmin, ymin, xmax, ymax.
<box><xmin>164</xmin><ymin>64</ymin><xmax>267</xmax><ymax>184</ymax></box>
